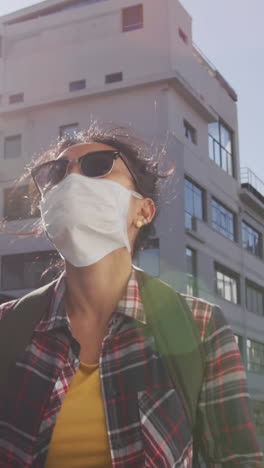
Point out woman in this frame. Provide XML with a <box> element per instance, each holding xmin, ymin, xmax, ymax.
<box><xmin>0</xmin><ymin>125</ymin><xmax>262</xmax><ymax>467</ymax></box>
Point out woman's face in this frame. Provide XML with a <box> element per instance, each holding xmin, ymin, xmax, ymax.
<box><xmin>58</xmin><ymin>142</ymin><xmax>156</xmax><ymax>250</ymax></box>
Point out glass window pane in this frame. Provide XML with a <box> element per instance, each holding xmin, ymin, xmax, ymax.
<box><xmin>209</xmin><ymin>135</ymin><xmax>214</xmax><ymax>160</ymax></box>
<box><xmin>59</xmin><ymin>123</ymin><xmax>79</xmax><ymax>139</ymax></box>
<box><xmin>208</xmin><ymin>122</ymin><xmax>219</xmax><ymax>141</ymax></box>
<box><xmin>212</xmin><ymin>199</ymin><xmax>234</xmax><ymax>240</ymax></box>
<box><xmin>4</xmin><ymin>135</ymin><xmax>22</xmax><ymax>159</ymax></box>
<box><xmin>208</xmin><ymin>122</ymin><xmax>233</xmax><ymax>176</ymax></box>
<box><xmin>252</xmin><ymin>400</ymin><xmax>264</xmax><ymax>437</ymax></box>
<box><xmin>220</xmin><ymin>123</ymin><xmax>232</xmax><ymax>153</ymax></box>
<box><xmin>2</xmin><ymin>257</ymin><xmax>23</xmax><ymax>290</ymax></box>
<box><xmin>242</xmin><ymin>222</ymin><xmax>261</xmax><ymax>257</ymax></box>
<box><xmin>1</xmin><ymin>251</ymin><xmax>60</xmax><ymax>290</ymax></box>
<box><xmin>247</xmin><ymin>339</ymin><xmax>264</xmax><ymax>374</ymax></box>
<box><xmin>221</xmin><ymin>148</ymin><xmax>228</xmax><ymax>172</ymax></box>
<box><xmin>214</xmin><ymin>140</ymin><xmax>221</xmax><ymax>166</ymax></box>
<box><xmin>139</xmin><ymin>248</ymin><xmax>159</xmax><ymax>277</ymax></box>
<box><xmin>69</xmin><ymin>80</ymin><xmax>86</xmax><ymax>92</ymax></box>
<box><xmin>135</xmin><ymin>239</ymin><xmax>160</xmax><ymax>277</ymax></box>
<box><xmin>4</xmin><ymin>185</ymin><xmax>39</xmax><ymax>220</ymax></box>
<box><xmin>246</xmin><ymin>281</ymin><xmax>264</xmax><ymax>316</ymax></box>
<box><xmin>122</xmin><ymin>4</ymin><xmax>143</xmax><ymax>32</ymax></box>
<box><xmin>184</xmin><ymin>178</ymin><xmax>203</xmax><ymax>226</ymax></box>
<box><xmin>185</xmin><ymin>247</ymin><xmax>197</xmax><ymax>296</ymax></box>
<box><xmin>216</xmin><ymin>266</ymin><xmax>238</xmax><ymax>304</ymax></box>
<box><xmin>226</xmin><ymin>152</ymin><xmax>233</xmax><ymax>176</ymax></box>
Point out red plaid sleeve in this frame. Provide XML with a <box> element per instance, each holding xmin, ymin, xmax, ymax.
<box><xmin>197</xmin><ymin>304</ymin><xmax>263</xmax><ymax>467</ymax></box>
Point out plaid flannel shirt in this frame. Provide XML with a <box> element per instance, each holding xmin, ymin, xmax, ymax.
<box><xmin>0</xmin><ymin>268</ymin><xmax>263</xmax><ymax>467</ymax></box>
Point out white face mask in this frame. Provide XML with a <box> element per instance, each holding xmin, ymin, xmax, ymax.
<box><xmin>40</xmin><ymin>173</ymin><xmax>140</xmax><ymax>267</ymax></box>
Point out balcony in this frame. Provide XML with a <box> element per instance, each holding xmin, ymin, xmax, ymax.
<box><xmin>192</xmin><ymin>43</ymin><xmax>238</xmax><ymax>102</ymax></box>
<box><xmin>240</xmin><ymin>168</ymin><xmax>264</xmax><ymax>215</ymax></box>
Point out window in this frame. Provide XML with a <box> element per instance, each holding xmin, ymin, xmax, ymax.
<box><xmin>122</xmin><ymin>4</ymin><xmax>143</xmax><ymax>32</ymax></box>
<box><xmin>246</xmin><ymin>339</ymin><xmax>264</xmax><ymax>374</ymax></box>
<box><xmin>242</xmin><ymin>222</ymin><xmax>262</xmax><ymax>258</ymax></box>
<box><xmin>2</xmin><ymin>251</ymin><xmax>60</xmax><ymax>290</ymax></box>
<box><xmin>105</xmin><ymin>72</ymin><xmax>123</xmax><ymax>84</ymax></box>
<box><xmin>184</xmin><ymin>120</ymin><xmax>197</xmax><ymax>144</ymax></box>
<box><xmin>246</xmin><ymin>281</ymin><xmax>264</xmax><ymax>316</ymax></box>
<box><xmin>215</xmin><ymin>264</ymin><xmax>239</xmax><ymax>304</ymax></box>
<box><xmin>186</xmin><ymin>247</ymin><xmax>197</xmax><ymax>296</ymax></box>
<box><xmin>9</xmin><ymin>93</ymin><xmax>24</xmax><ymax>104</ymax></box>
<box><xmin>69</xmin><ymin>79</ymin><xmax>86</xmax><ymax>92</ymax></box>
<box><xmin>234</xmin><ymin>334</ymin><xmax>244</xmax><ymax>359</ymax></box>
<box><xmin>4</xmin><ymin>134</ymin><xmax>22</xmax><ymax>159</ymax></box>
<box><xmin>178</xmin><ymin>28</ymin><xmax>188</xmax><ymax>44</ymax></box>
<box><xmin>59</xmin><ymin>123</ymin><xmax>79</xmax><ymax>139</ymax></box>
<box><xmin>252</xmin><ymin>400</ymin><xmax>264</xmax><ymax>437</ymax></box>
<box><xmin>184</xmin><ymin>178</ymin><xmax>204</xmax><ymax>229</ymax></box>
<box><xmin>211</xmin><ymin>198</ymin><xmax>235</xmax><ymax>241</ymax></box>
<box><xmin>208</xmin><ymin>121</ymin><xmax>233</xmax><ymax>176</ymax></box>
<box><xmin>134</xmin><ymin>238</ymin><xmax>160</xmax><ymax>277</ymax></box>
<box><xmin>4</xmin><ymin>185</ymin><xmax>39</xmax><ymax>221</ymax></box>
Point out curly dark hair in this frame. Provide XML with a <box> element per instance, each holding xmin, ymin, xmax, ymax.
<box><xmin>26</xmin><ymin>122</ymin><xmax>174</xmax><ymax>256</ymax></box>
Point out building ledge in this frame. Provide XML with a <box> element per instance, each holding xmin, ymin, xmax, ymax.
<box><xmin>0</xmin><ymin>70</ymin><xmax>218</xmax><ymax>122</ymax></box>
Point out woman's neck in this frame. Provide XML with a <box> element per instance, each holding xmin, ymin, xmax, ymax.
<box><xmin>64</xmin><ymin>247</ymin><xmax>132</xmax><ymax>325</ymax></box>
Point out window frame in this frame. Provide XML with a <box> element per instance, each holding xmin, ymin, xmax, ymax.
<box><xmin>133</xmin><ymin>238</ymin><xmax>160</xmax><ymax>277</ymax></box>
<box><xmin>178</xmin><ymin>28</ymin><xmax>188</xmax><ymax>44</ymax></box>
<box><xmin>208</xmin><ymin>120</ymin><xmax>234</xmax><ymax>176</ymax></box>
<box><xmin>245</xmin><ymin>279</ymin><xmax>264</xmax><ymax>317</ymax></box>
<box><xmin>234</xmin><ymin>334</ymin><xmax>244</xmax><ymax>360</ymax></box>
<box><xmin>4</xmin><ymin>134</ymin><xmax>22</xmax><ymax>159</ymax></box>
<box><xmin>246</xmin><ymin>338</ymin><xmax>264</xmax><ymax>375</ymax></box>
<box><xmin>3</xmin><ymin>185</ymin><xmax>39</xmax><ymax>221</ymax></box>
<box><xmin>184</xmin><ymin>177</ymin><xmax>205</xmax><ymax>230</ymax></box>
<box><xmin>215</xmin><ymin>263</ymin><xmax>240</xmax><ymax>304</ymax></box>
<box><xmin>242</xmin><ymin>221</ymin><xmax>262</xmax><ymax>258</ymax></box>
<box><xmin>122</xmin><ymin>4</ymin><xmax>143</xmax><ymax>32</ymax></box>
<box><xmin>105</xmin><ymin>72</ymin><xmax>123</xmax><ymax>84</ymax></box>
<box><xmin>69</xmin><ymin>79</ymin><xmax>86</xmax><ymax>92</ymax></box>
<box><xmin>9</xmin><ymin>93</ymin><xmax>24</xmax><ymax>104</ymax></box>
<box><xmin>59</xmin><ymin>123</ymin><xmax>79</xmax><ymax>139</ymax></box>
<box><xmin>184</xmin><ymin>119</ymin><xmax>197</xmax><ymax>145</ymax></box>
<box><xmin>1</xmin><ymin>251</ymin><xmax>60</xmax><ymax>290</ymax></box>
<box><xmin>185</xmin><ymin>246</ymin><xmax>198</xmax><ymax>296</ymax></box>
<box><xmin>252</xmin><ymin>400</ymin><xmax>264</xmax><ymax>437</ymax></box>
<box><xmin>211</xmin><ymin>197</ymin><xmax>236</xmax><ymax>241</ymax></box>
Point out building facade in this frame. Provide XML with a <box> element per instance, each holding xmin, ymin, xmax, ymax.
<box><xmin>0</xmin><ymin>0</ymin><xmax>263</xmax><ymax>446</ymax></box>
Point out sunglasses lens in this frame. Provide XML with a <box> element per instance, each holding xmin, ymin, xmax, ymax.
<box><xmin>34</xmin><ymin>160</ymin><xmax>68</xmax><ymax>194</ymax></box>
<box><xmin>80</xmin><ymin>151</ymin><xmax>114</xmax><ymax>177</ymax></box>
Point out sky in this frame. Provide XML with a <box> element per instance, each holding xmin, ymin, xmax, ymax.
<box><xmin>0</xmin><ymin>0</ymin><xmax>263</xmax><ymax>179</ymax></box>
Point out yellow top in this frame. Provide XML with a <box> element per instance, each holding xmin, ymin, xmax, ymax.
<box><xmin>45</xmin><ymin>362</ymin><xmax>112</xmax><ymax>468</ymax></box>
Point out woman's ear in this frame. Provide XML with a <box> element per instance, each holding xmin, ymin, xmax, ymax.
<box><xmin>140</xmin><ymin>198</ymin><xmax>156</xmax><ymax>224</ymax></box>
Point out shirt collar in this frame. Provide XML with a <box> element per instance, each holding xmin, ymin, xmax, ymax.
<box><xmin>34</xmin><ymin>266</ymin><xmax>146</xmax><ymax>333</ymax></box>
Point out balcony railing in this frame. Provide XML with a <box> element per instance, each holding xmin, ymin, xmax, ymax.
<box><xmin>192</xmin><ymin>43</ymin><xmax>238</xmax><ymax>102</ymax></box>
<box><xmin>240</xmin><ymin>168</ymin><xmax>264</xmax><ymax>204</ymax></box>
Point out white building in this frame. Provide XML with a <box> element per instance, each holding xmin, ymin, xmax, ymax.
<box><xmin>0</xmin><ymin>0</ymin><xmax>263</xmax><ymax>445</ymax></box>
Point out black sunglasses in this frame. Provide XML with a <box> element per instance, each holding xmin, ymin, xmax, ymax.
<box><xmin>31</xmin><ymin>150</ymin><xmax>141</xmax><ymax>196</ymax></box>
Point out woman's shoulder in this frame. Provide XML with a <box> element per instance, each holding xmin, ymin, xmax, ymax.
<box><xmin>179</xmin><ymin>292</ymin><xmax>228</xmax><ymax>343</ymax></box>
